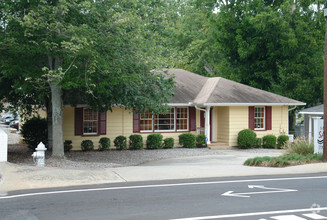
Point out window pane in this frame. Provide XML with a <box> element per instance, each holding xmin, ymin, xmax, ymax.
<box><xmin>83</xmin><ymin>109</ymin><xmax>98</xmax><ymax>134</ymax></box>
<box><xmin>254</xmin><ymin>107</ymin><xmax>265</xmax><ymax>130</ymax></box>
<box><xmin>176</xmin><ymin>107</ymin><xmax>188</xmax><ymax>131</ymax></box>
<box><xmin>155</xmin><ymin>108</ymin><xmax>175</xmax><ymax>131</ymax></box>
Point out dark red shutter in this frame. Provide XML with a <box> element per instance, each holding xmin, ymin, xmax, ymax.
<box><xmin>249</xmin><ymin>106</ymin><xmax>255</xmax><ymax>130</ymax></box>
<box><xmin>266</xmin><ymin>106</ymin><xmax>272</xmax><ymax>130</ymax></box>
<box><xmin>189</xmin><ymin>107</ymin><xmax>196</xmax><ymax>131</ymax></box>
<box><xmin>133</xmin><ymin>113</ymin><xmax>140</xmax><ymax>133</ymax></box>
<box><xmin>74</xmin><ymin>108</ymin><xmax>83</xmax><ymax>136</ymax></box>
<box><xmin>98</xmin><ymin>111</ymin><xmax>106</xmax><ymax>135</ymax></box>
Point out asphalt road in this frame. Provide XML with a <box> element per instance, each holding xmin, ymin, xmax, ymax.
<box><xmin>1</xmin><ymin>173</ymin><xmax>327</xmax><ymax>220</ymax></box>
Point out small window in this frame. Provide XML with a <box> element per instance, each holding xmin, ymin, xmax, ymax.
<box><xmin>83</xmin><ymin>109</ymin><xmax>98</xmax><ymax>135</ymax></box>
<box><xmin>254</xmin><ymin>106</ymin><xmax>265</xmax><ymax>130</ymax></box>
<box><xmin>176</xmin><ymin>107</ymin><xmax>188</xmax><ymax>131</ymax></box>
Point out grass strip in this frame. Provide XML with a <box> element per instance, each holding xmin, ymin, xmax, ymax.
<box><xmin>244</xmin><ymin>153</ymin><xmax>323</xmax><ymax>167</ymax></box>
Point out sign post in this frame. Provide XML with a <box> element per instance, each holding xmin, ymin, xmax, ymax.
<box><xmin>314</xmin><ymin>117</ymin><xmax>324</xmax><ymax>154</ymax></box>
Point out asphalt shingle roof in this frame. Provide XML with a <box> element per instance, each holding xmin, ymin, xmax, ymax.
<box><xmin>167</xmin><ymin>69</ymin><xmax>305</xmax><ymax>106</ymax></box>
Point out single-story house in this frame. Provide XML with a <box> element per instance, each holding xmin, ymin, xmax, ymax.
<box><xmin>299</xmin><ymin>104</ymin><xmax>323</xmax><ymax>142</ymax></box>
<box><xmin>64</xmin><ymin>69</ymin><xmax>305</xmax><ymax>149</ymax></box>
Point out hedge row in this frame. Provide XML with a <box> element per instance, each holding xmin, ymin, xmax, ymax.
<box><xmin>66</xmin><ymin>133</ymin><xmax>208</xmax><ymax>151</ymax></box>
<box><xmin>237</xmin><ymin>129</ymin><xmax>289</xmax><ymax>149</ymax></box>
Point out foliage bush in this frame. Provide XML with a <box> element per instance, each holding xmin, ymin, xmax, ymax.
<box><xmin>114</xmin><ymin>136</ymin><xmax>127</xmax><ymax>150</ymax></box>
<box><xmin>285</xmin><ymin>137</ymin><xmax>314</xmax><ymax>155</ymax></box>
<box><xmin>255</xmin><ymin>138</ymin><xmax>262</xmax><ymax>148</ymax></box>
<box><xmin>146</xmin><ymin>134</ymin><xmax>163</xmax><ymax>149</ymax></box>
<box><xmin>237</xmin><ymin>129</ymin><xmax>256</xmax><ymax>149</ymax></box>
<box><xmin>262</xmin><ymin>135</ymin><xmax>277</xmax><ymax>149</ymax></box>
<box><xmin>277</xmin><ymin>135</ymin><xmax>289</xmax><ymax>149</ymax></box>
<box><xmin>196</xmin><ymin>134</ymin><xmax>207</xmax><ymax>148</ymax></box>
<box><xmin>21</xmin><ymin>116</ymin><xmax>48</xmax><ymax>150</ymax></box>
<box><xmin>163</xmin><ymin>137</ymin><xmax>174</xmax><ymax>149</ymax></box>
<box><xmin>64</xmin><ymin>140</ymin><xmax>73</xmax><ymax>152</ymax></box>
<box><xmin>81</xmin><ymin>140</ymin><xmax>94</xmax><ymax>151</ymax></box>
<box><xmin>179</xmin><ymin>133</ymin><xmax>196</xmax><ymax>148</ymax></box>
<box><xmin>98</xmin><ymin>137</ymin><xmax>110</xmax><ymax>151</ymax></box>
<box><xmin>129</xmin><ymin>134</ymin><xmax>143</xmax><ymax>150</ymax></box>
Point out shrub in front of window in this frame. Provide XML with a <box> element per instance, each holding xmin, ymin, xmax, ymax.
<box><xmin>237</xmin><ymin>129</ymin><xmax>257</xmax><ymax>149</ymax></box>
<box><xmin>196</xmin><ymin>134</ymin><xmax>207</xmax><ymax>148</ymax></box>
<box><xmin>64</xmin><ymin>140</ymin><xmax>73</xmax><ymax>152</ymax></box>
<box><xmin>99</xmin><ymin>137</ymin><xmax>110</xmax><ymax>151</ymax></box>
<box><xmin>129</xmin><ymin>134</ymin><xmax>143</xmax><ymax>150</ymax></box>
<box><xmin>81</xmin><ymin>140</ymin><xmax>94</xmax><ymax>151</ymax></box>
<box><xmin>179</xmin><ymin>133</ymin><xmax>196</xmax><ymax>148</ymax></box>
<box><xmin>255</xmin><ymin>138</ymin><xmax>262</xmax><ymax>148</ymax></box>
<box><xmin>114</xmin><ymin>136</ymin><xmax>127</xmax><ymax>150</ymax></box>
<box><xmin>163</xmin><ymin>137</ymin><xmax>174</xmax><ymax>149</ymax></box>
<box><xmin>277</xmin><ymin>135</ymin><xmax>289</xmax><ymax>149</ymax></box>
<box><xmin>262</xmin><ymin>135</ymin><xmax>277</xmax><ymax>149</ymax></box>
<box><xmin>146</xmin><ymin>134</ymin><xmax>163</xmax><ymax>149</ymax></box>
<box><xmin>21</xmin><ymin>116</ymin><xmax>48</xmax><ymax>150</ymax></box>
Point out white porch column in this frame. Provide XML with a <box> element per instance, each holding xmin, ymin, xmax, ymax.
<box><xmin>205</xmin><ymin>106</ymin><xmax>211</xmax><ymax>144</ymax></box>
<box><xmin>0</xmin><ymin>127</ymin><xmax>8</xmax><ymax>162</ymax></box>
<box><xmin>309</xmin><ymin>116</ymin><xmax>312</xmax><ymax>143</ymax></box>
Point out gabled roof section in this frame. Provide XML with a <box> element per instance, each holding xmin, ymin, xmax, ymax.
<box><xmin>167</xmin><ymin>69</ymin><xmax>305</xmax><ymax>106</ymax></box>
<box><xmin>299</xmin><ymin>104</ymin><xmax>323</xmax><ymax>115</ymax></box>
<box><xmin>167</xmin><ymin>69</ymin><xmax>207</xmax><ymax>104</ymax></box>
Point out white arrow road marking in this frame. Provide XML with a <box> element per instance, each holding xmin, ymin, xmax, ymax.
<box><xmin>270</xmin><ymin>215</ymin><xmax>306</xmax><ymax>220</ymax></box>
<box><xmin>221</xmin><ymin>185</ymin><xmax>297</xmax><ymax>198</ymax></box>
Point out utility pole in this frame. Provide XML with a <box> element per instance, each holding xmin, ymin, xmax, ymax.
<box><xmin>324</xmin><ymin>0</ymin><xmax>327</xmax><ymax>162</ymax></box>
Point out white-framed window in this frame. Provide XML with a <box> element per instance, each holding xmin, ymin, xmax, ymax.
<box><xmin>155</xmin><ymin>108</ymin><xmax>175</xmax><ymax>132</ymax></box>
<box><xmin>83</xmin><ymin>109</ymin><xmax>98</xmax><ymax>135</ymax></box>
<box><xmin>254</xmin><ymin>106</ymin><xmax>265</xmax><ymax>130</ymax></box>
<box><xmin>176</xmin><ymin>107</ymin><xmax>188</xmax><ymax>131</ymax></box>
<box><xmin>139</xmin><ymin>107</ymin><xmax>189</xmax><ymax>132</ymax></box>
<box><xmin>140</xmin><ymin>111</ymin><xmax>153</xmax><ymax>132</ymax></box>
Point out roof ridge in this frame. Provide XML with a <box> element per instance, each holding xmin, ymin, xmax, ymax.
<box><xmin>193</xmin><ymin>77</ymin><xmax>221</xmax><ymax>104</ymax></box>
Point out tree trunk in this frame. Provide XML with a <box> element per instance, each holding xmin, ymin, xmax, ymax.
<box><xmin>46</xmin><ymin>98</ymin><xmax>53</xmax><ymax>151</ymax></box>
<box><xmin>49</xmin><ymin>81</ymin><xmax>64</xmax><ymax>158</ymax></box>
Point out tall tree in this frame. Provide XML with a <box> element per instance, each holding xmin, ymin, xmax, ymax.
<box><xmin>0</xmin><ymin>0</ymin><xmax>176</xmax><ymax>158</ymax></box>
<box><xmin>178</xmin><ymin>0</ymin><xmax>325</xmax><ymax>106</ymax></box>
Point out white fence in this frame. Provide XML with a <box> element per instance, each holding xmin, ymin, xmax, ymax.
<box><xmin>0</xmin><ymin>128</ymin><xmax>8</xmax><ymax>162</ymax></box>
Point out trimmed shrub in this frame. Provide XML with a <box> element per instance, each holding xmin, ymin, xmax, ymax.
<box><xmin>255</xmin><ymin>138</ymin><xmax>262</xmax><ymax>148</ymax></box>
<box><xmin>99</xmin><ymin>137</ymin><xmax>110</xmax><ymax>151</ymax></box>
<box><xmin>114</xmin><ymin>136</ymin><xmax>127</xmax><ymax>150</ymax></box>
<box><xmin>163</xmin><ymin>137</ymin><xmax>174</xmax><ymax>149</ymax></box>
<box><xmin>64</xmin><ymin>140</ymin><xmax>73</xmax><ymax>152</ymax></box>
<box><xmin>21</xmin><ymin>116</ymin><xmax>48</xmax><ymax>150</ymax></box>
<box><xmin>81</xmin><ymin>140</ymin><xmax>94</xmax><ymax>151</ymax></box>
<box><xmin>129</xmin><ymin>134</ymin><xmax>143</xmax><ymax>150</ymax></box>
<box><xmin>146</xmin><ymin>134</ymin><xmax>163</xmax><ymax>149</ymax></box>
<box><xmin>277</xmin><ymin>135</ymin><xmax>289</xmax><ymax>149</ymax></box>
<box><xmin>237</xmin><ymin>129</ymin><xmax>256</xmax><ymax>149</ymax></box>
<box><xmin>179</xmin><ymin>133</ymin><xmax>196</xmax><ymax>148</ymax></box>
<box><xmin>262</xmin><ymin>135</ymin><xmax>277</xmax><ymax>149</ymax></box>
<box><xmin>196</xmin><ymin>134</ymin><xmax>207</xmax><ymax>148</ymax></box>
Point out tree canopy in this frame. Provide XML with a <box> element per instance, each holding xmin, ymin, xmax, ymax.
<box><xmin>0</xmin><ymin>0</ymin><xmax>176</xmax><ymax>157</ymax></box>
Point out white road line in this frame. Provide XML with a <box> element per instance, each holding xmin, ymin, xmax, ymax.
<box><xmin>1</xmin><ymin>175</ymin><xmax>327</xmax><ymax>200</ymax></box>
<box><xmin>303</xmin><ymin>213</ymin><xmax>327</xmax><ymax>219</ymax></box>
<box><xmin>170</xmin><ymin>207</ymin><xmax>327</xmax><ymax>220</ymax></box>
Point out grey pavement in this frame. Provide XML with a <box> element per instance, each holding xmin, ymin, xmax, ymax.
<box><xmin>1</xmin><ymin>149</ymin><xmax>327</xmax><ymax>194</ymax></box>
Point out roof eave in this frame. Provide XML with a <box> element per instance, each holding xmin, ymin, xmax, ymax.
<box><xmin>193</xmin><ymin>102</ymin><xmax>306</xmax><ymax>107</ymax></box>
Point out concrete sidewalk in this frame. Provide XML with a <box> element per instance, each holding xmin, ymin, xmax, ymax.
<box><xmin>1</xmin><ymin>149</ymin><xmax>327</xmax><ymax>194</ymax></box>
